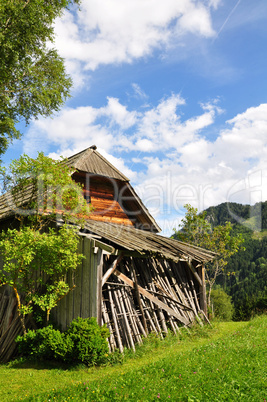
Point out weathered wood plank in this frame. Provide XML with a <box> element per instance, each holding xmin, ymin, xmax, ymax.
<box><xmin>108</xmin><ymin>286</ymin><xmax>124</xmax><ymax>352</ymax></box>
<box><xmin>184</xmin><ymin>258</ymin><xmax>202</xmax><ymax>286</ymax></box>
<box><xmin>89</xmin><ymin>239</ymin><xmax>97</xmax><ymax>318</ymax></box>
<box><xmin>67</xmin><ymin>269</ymin><xmax>74</xmax><ymax>327</ymax></box>
<box><xmin>73</xmin><ymin>238</ymin><xmax>83</xmax><ymax>321</ymax></box>
<box><xmin>81</xmin><ymin>237</ymin><xmax>91</xmax><ymax>318</ymax></box>
<box><xmin>113</xmin><ymin>269</ymin><xmax>189</xmax><ymax>326</ymax></box>
<box><xmin>96</xmin><ymin>249</ymin><xmax>103</xmax><ymax>326</ymax></box>
<box><xmin>102</xmin><ymin>255</ymin><xmax>123</xmax><ymax>286</ymax></box>
<box><xmin>131</xmin><ymin>258</ymin><xmax>148</xmax><ymax>334</ymax></box>
<box><xmin>198</xmin><ymin>264</ymin><xmax>207</xmax><ymax>315</ymax></box>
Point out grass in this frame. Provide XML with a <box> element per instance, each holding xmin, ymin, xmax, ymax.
<box><xmin>0</xmin><ymin>316</ymin><xmax>266</xmax><ymax>401</ymax></box>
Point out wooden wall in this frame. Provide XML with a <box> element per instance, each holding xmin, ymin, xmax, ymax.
<box><xmin>51</xmin><ymin>236</ymin><xmax>103</xmax><ymax>331</ymax></box>
<box><xmin>72</xmin><ymin>172</ymin><xmax>135</xmax><ymax>226</ymax></box>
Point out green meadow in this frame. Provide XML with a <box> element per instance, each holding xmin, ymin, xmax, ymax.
<box><xmin>0</xmin><ymin>316</ymin><xmax>266</xmax><ymax>401</ymax></box>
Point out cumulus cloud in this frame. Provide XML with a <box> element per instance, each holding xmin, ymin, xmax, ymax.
<box><xmin>100</xmin><ymin>97</ymin><xmax>138</xmax><ymax>129</ymax></box>
<box><xmin>53</xmin><ymin>0</ymin><xmax>217</xmax><ymax>84</ymax></box>
<box><xmin>135</xmin><ymin>103</ymin><xmax>267</xmax><ymax>229</ymax></box>
<box><xmin>23</xmin><ymin>97</ymin><xmax>267</xmax><ymax>235</ymax></box>
<box><xmin>24</xmin><ymin>94</ymin><xmax>220</xmax><ymax>155</ymax></box>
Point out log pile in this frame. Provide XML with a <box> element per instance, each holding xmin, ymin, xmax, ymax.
<box><xmin>101</xmin><ymin>256</ymin><xmax>204</xmax><ymax>352</ymax></box>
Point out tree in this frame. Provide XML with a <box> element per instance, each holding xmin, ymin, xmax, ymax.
<box><xmin>1</xmin><ymin>152</ymin><xmax>90</xmax><ymax>227</ymax></box>
<box><xmin>0</xmin><ymin>153</ymin><xmax>91</xmax><ymax>333</ymax></box>
<box><xmin>0</xmin><ymin>0</ymin><xmax>79</xmax><ymax>157</ymax></box>
<box><xmin>173</xmin><ymin>204</ymin><xmax>244</xmax><ymax>308</ymax></box>
<box><xmin>210</xmin><ymin>288</ymin><xmax>234</xmax><ymax>321</ymax></box>
<box><xmin>0</xmin><ymin>225</ymin><xmax>84</xmax><ymax>334</ymax></box>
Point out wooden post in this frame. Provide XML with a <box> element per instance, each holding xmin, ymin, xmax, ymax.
<box><xmin>107</xmin><ymin>285</ymin><xmax>124</xmax><ymax>353</ymax></box>
<box><xmin>198</xmin><ymin>264</ymin><xmax>207</xmax><ymax>315</ymax></box>
<box><xmin>96</xmin><ymin>249</ymin><xmax>103</xmax><ymax>326</ymax></box>
<box><xmin>102</xmin><ymin>255</ymin><xmax>123</xmax><ymax>286</ymax></box>
<box><xmin>131</xmin><ymin>258</ymin><xmax>148</xmax><ymax>335</ymax></box>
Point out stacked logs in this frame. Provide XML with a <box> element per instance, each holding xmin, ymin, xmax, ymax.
<box><xmin>102</xmin><ymin>256</ymin><xmax>204</xmax><ymax>352</ymax></box>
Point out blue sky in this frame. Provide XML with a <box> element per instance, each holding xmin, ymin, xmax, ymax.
<box><xmin>3</xmin><ymin>0</ymin><xmax>267</xmax><ymax>234</ymax></box>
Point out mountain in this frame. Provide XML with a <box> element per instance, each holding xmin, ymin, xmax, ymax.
<box><xmin>204</xmin><ymin>202</ymin><xmax>267</xmax><ymax>320</ymax></box>
<box><xmin>205</xmin><ymin>201</ymin><xmax>267</xmax><ymax>231</ymax></box>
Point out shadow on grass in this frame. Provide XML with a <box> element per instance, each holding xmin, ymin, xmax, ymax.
<box><xmin>5</xmin><ymin>357</ymin><xmax>87</xmax><ymax>371</ymax></box>
<box><xmin>5</xmin><ymin>322</ymin><xmax>217</xmax><ymax>371</ymax></box>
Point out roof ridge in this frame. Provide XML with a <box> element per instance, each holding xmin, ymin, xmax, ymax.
<box><xmin>93</xmin><ymin>150</ymin><xmax>129</xmax><ymax>182</ymax></box>
<box><xmin>71</xmin><ymin>147</ymin><xmax>93</xmax><ymax>168</ymax></box>
<box><xmin>65</xmin><ymin>146</ymin><xmax>130</xmax><ymax>182</ymax></box>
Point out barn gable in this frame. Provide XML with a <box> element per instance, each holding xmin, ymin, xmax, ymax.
<box><xmin>68</xmin><ymin>146</ymin><xmax>161</xmax><ymax>232</ymax></box>
<box><xmin>0</xmin><ymin>146</ymin><xmax>160</xmax><ymax>232</ymax></box>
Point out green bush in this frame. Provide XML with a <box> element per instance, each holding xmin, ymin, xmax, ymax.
<box><xmin>233</xmin><ymin>295</ymin><xmax>267</xmax><ymax>321</ymax></box>
<box><xmin>66</xmin><ymin>317</ymin><xmax>110</xmax><ymax>366</ymax></box>
<box><xmin>210</xmin><ymin>289</ymin><xmax>234</xmax><ymax>321</ymax></box>
<box><xmin>16</xmin><ymin>325</ymin><xmax>73</xmax><ymax>361</ymax></box>
<box><xmin>16</xmin><ymin>318</ymin><xmax>110</xmax><ymax>366</ymax></box>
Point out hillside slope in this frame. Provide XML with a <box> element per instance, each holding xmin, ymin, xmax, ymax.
<box><xmin>204</xmin><ymin>202</ymin><xmax>267</xmax><ymax>319</ymax></box>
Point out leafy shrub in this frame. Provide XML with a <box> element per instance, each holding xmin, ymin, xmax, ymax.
<box><xmin>66</xmin><ymin>317</ymin><xmax>110</xmax><ymax>366</ymax></box>
<box><xmin>210</xmin><ymin>289</ymin><xmax>234</xmax><ymax>321</ymax></box>
<box><xmin>16</xmin><ymin>318</ymin><xmax>110</xmax><ymax>366</ymax></box>
<box><xmin>16</xmin><ymin>325</ymin><xmax>73</xmax><ymax>361</ymax></box>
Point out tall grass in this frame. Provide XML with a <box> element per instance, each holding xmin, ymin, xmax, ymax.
<box><xmin>1</xmin><ymin>316</ymin><xmax>266</xmax><ymax>401</ymax></box>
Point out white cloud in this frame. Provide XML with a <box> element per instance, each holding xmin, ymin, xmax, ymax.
<box><xmin>178</xmin><ymin>2</ymin><xmax>215</xmax><ymax>37</ymax></box>
<box><xmin>97</xmin><ymin>148</ymin><xmax>137</xmax><ymax>181</ymax></box>
<box><xmin>101</xmin><ymin>97</ymin><xmax>138</xmax><ymax>129</ymax></box>
<box><xmin>23</xmin><ymin>97</ymin><xmax>267</xmax><ymax>235</ymax></box>
<box><xmin>24</xmin><ymin>105</ymin><xmax>114</xmax><ymax>155</ymax></box>
<box><xmin>141</xmin><ymin>103</ymin><xmax>267</xmax><ymax>217</ymax></box>
<box><xmin>214</xmin><ymin>104</ymin><xmax>267</xmax><ymax>171</ymax></box>
<box><xmin>131</xmin><ymin>83</ymin><xmax>148</xmax><ymax>100</ymax></box>
<box><xmin>208</xmin><ymin>0</ymin><xmax>221</xmax><ymax>9</ymax></box>
<box><xmin>53</xmin><ymin>0</ymin><xmax>217</xmax><ymax>83</ymax></box>
<box><xmin>25</xmin><ymin>94</ymin><xmax>220</xmax><ymax>155</ymax></box>
<box><xmin>136</xmin><ymin>96</ymin><xmax>219</xmax><ymax>152</ymax></box>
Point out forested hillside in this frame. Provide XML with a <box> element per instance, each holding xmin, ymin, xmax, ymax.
<box><xmin>205</xmin><ymin>202</ymin><xmax>267</xmax><ymax>320</ymax></box>
<box><xmin>205</xmin><ymin>201</ymin><xmax>267</xmax><ymax>230</ymax></box>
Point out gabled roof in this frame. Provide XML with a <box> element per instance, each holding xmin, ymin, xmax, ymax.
<box><xmin>66</xmin><ymin>146</ymin><xmax>161</xmax><ymax>233</ymax></box>
<box><xmin>0</xmin><ymin>146</ymin><xmax>161</xmax><ymax>232</ymax></box>
<box><xmin>65</xmin><ymin>146</ymin><xmax>129</xmax><ymax>181</ymax></box>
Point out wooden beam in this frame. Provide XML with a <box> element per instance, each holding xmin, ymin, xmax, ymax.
<box><xmin>102</xmin><ymin>255</ymin><xmax>124</xmax><ymax>286</ymax></box>
<box><xmin>131</xmin><ymin>258</ymin><xmax>148</xmax><ymax>334</ymax></box>
<box><xmin>198</xmin><ymin>264</ymin><xmax>207</xmax><ymax>315</ymax></box>
<box><xmin>148</xmin><ymin>289</ymin><xmax>194</xmax><ymax>312</ymax></box>
<box><xmin>94</xmin><ymin>239</ymin><xmax>117</xmax><ymax>254</ymax></box>
<box><xmin>117</xmin><ymin>250</ymin><xmax>147</xmax><ymax>258</ymax></box>
<box><xmin>96</xmin><ymin>250</ymin><xmax>103</xmax><ymax>326</ymax></box>
<box><xmin>107</xmin><ymin>285</ymin><xmax>124</xmax><ymax>353</ymax></box>
<box><xmin>113</xmin><ymin>269</ymin><xmax>189</xmax><ymax>326</ymax></box>
<box><xmin>185</xmin><ymin>259</ymin><xmax>202</xmax><ymax>286</ymax></box>
<box><xmin>79</xmin><ymin>233</ymin><xmax>117</xmax><ymax>255</ymax></box>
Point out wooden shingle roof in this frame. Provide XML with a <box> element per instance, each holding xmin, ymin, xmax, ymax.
<box><xmin>65</xmin><ymin>147</ymin><xmax>129</xmax><ymax>181</ymax></box>
<box><xmin>0</xmin><ymin>146</ymin><xmax>160</xmax><ymax>232</ymax></box>
<box><xmin>0</xmin><ymin>183</ymin><xmax>35</xmax><ymax>221</ymax></box>
<box><xmin>65</xmin><ymin>146</ymin><xmax>160</xmax><ymax>232</ymax></box>
<box><xmin>83</xmin><ymin>220</ymin><xmax>217</xmax><ymax>264</ymax></box>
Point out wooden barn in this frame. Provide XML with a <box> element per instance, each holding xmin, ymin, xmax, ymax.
<box><xmin>0</xmin><ymin>146</ymin><xmax>216</xmax><ymax>361</ymax></box>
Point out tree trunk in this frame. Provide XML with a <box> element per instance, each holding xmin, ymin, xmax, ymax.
<box><xmin>13</xmin><ymin>286</ymin><xmax>27</xmax><ymax>335</ymax></box>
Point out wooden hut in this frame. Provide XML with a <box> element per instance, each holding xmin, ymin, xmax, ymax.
<box><xmin>0</xmin><ymin>146</ymin><xmax>216</xmax><ymax>359</ymax></box>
